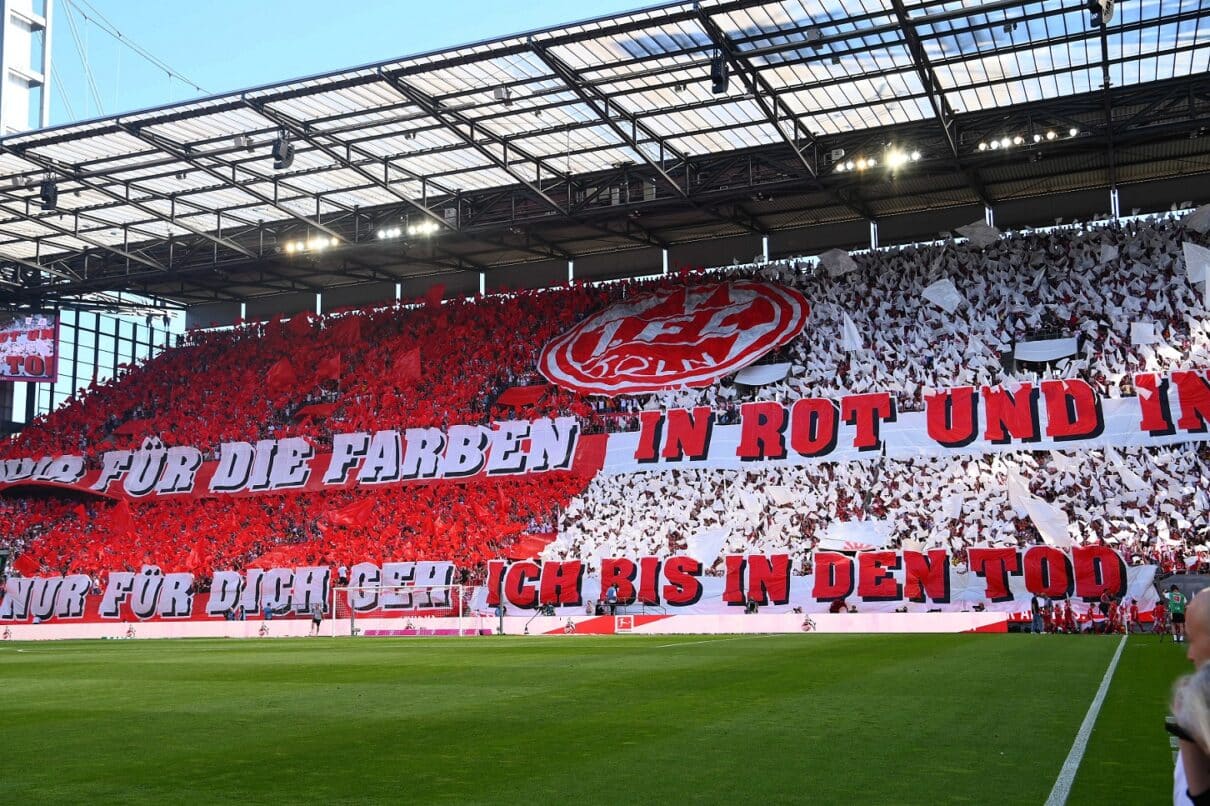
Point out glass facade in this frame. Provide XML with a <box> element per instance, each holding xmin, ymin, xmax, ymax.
<box><xmin>6</xmin><ymin>304</ymin><xmax>184</xmax><ymax>425</ymax></box>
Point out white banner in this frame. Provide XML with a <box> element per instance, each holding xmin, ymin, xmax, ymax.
<box><xmin>1014</xmin><ymin>337</ymin><xmax>1078</xmax><ymax>363</ymax></box>
<box><xmin>474</xmin><ymin>547</ymin><xmax>1157</xmax><ymax>616</ymax></box>
<box><xmin>604</xmin><ymin>371</ymin><xmax>1210</xmax><ymax>474</ymax></box>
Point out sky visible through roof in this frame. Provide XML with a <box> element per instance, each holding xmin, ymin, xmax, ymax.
<box><xmin>49</xmin><ymin>0</ymin><xmax>647</xmax><ymax>127</ymax></box>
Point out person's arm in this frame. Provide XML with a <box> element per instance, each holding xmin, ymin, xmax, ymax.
<box><xmin>1181</xmin><ymin>739</ymin><xmax>1210</xmax><ymax>803</ymax></box>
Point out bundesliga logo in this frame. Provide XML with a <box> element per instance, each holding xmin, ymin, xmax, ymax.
<box><xmin>539</xmin><ymin>281</ymin><xmax>809</xmax><ymax>395</ymax></box>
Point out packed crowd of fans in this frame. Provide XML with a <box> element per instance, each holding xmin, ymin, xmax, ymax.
<box><xmin>0</xmin><ymin>211</ymin><xmax>1206</xmax><ymax>583</ymax></box>
<box><xmin>550</xmin><ymin>213</ymin><xmax>1210</xmax><ymax>572</ymax></box>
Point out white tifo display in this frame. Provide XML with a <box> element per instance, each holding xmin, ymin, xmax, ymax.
<box><xmin>331</xmin><ymin>584</ymin><xmax>485</xmax><ymax>637</ymax></box>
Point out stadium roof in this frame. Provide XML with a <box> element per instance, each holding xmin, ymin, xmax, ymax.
<box><xmin>0</xmin><ymin>0</ymin><xmax>1208</xmax><ymax>313</ymax></box>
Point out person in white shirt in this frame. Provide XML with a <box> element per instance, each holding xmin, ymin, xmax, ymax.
<box><xmin>1173</xmin><ymin>591</ymin><xmax>1210</xmax><ymax>805</ymax></box>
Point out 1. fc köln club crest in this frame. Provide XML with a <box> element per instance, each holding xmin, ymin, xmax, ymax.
<box><xmin>538</xmin><ymin>281</ymin><xmax>809</xmax><ymax>396</ymax></box>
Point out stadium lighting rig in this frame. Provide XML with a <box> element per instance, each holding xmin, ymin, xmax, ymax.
<box><xmin>977</xmin><ymin>128</ymin><xmax>1079</xmax><ymax>152</ymax></box>
<box><xmin>282</xmin><ymin>236</ymin><xmax>339</xmax><ymax>255</ymax></box>
<box><xmin>376</xmin><ymin>220</ymin><xmax>442</xmax><ymax>240</ymax></box>
<box><xmin>834</xmin><ymin>145</ymin><xmax>920</xmax><ymax>174</ymax></box>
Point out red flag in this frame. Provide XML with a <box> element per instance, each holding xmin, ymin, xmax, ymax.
<box><xmin>185</xmin><ymin>544</ymin><xmax>203</xmax><ymax>573</ymax></box>
<box><xmin>111</xmin><ymin>499</ymin><xmax>133</xmax><ymax>535</ymax></box>
<box><xmin>496</xmin><ymin>384</ymin><xmax>552</xmax><ymax>408</ymax></box>
<box><xmin>73</xmin><ymin>503</ymin><xmax>88</xmax><ymax>521</ymax></box>
<box><xmin>286</xmin><ymin>311</ymin><xmax>315</xmax><ymax>338</ymax></box>
<box><xmin>266</xmin><ymin>358</ymin><xmax>298</xmax><ymax>395</ymax></box>
<box><xmin>328</xmin><ymin>316</ymin><xmax>362</xmax><ymax>346</ymax></box>
<box><xmin>11</xmin><ymin>553</ymin><xmax>40</xmax><ymax>576</ymax></box>
<box><xmin>315</xmin><ymin>355</ymin><xmax>341</xmax><ymax>382</ymax></box>
<box><xmin>424</xmin><ymin>283</ymin><xmax>446</xmax><ymax>307</ymax></box>
<box><xmin>396</xmin><ymin>348</ymin><xmax>422</xmax><ymax>383</ymax></box>
<box><xmin>296</xmin><ymin>402</ymin><xmax>339</xmax><ymax>420</ymax></box>
<box><xmin>113</xmin><ymin>418</ymin><xmax>156</xmax><ymax>436</ymax></box>
<box><xmin>327</xmin><ymin>497</ymin><xmax>375</xmax><ymax>528</ymax></box>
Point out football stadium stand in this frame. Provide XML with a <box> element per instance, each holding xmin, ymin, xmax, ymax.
<box><xmin>0</xmin><ymin>0</ymin><xmax>1208</xmax><ymax>631</ymax></box>
<box><xmin>1</xmin><ymin>213</ymin><xmax>1208</xmax><ymax>588</ymax></box>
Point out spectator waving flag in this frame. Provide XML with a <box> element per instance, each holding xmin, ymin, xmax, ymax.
<box><xmin>1185</xmin><ymin>203</ymin><xmax>1210</xmax><ymax>234</ymax></box>
<box><xmin>328</xmin><ymin>315</ymin><xmax>362</xmax><ymax>346</ymax></box>
<box><xmin>12</xmin><ymin>553</ymin><xmax>40</xmax><ymax>576</ymax></box>
<box><xmin>110</xmin><ymin>499</ymin><xmax>134</xmax><ymax>536</ymax></box>
<box><xmin>265</xmin><ymin>358</ymin><xmax>298</xmax><ymax>395</ymax></box>
<box><xmin>841</xmin><ymin>311</ymin><xmax>864</xmax><ymax>352</ymax></box>
<box><xmin>921</xmin><ymin>278</ymin><xmax>966</xmax><ymax>313</ymax></box>
<box><xmin>328</xmin><ymin>497</ymin><xmax>376</xmax><ymax>528</ymax></box>
<box><xmin>315</xmin><ymin>354</ymin><xmax>341</xmax><ymax>383</ymax></box>
<box><xmin>395</xmin><ymin>347</ymin><xmax>422</xmax><ymax>383</ymax></box>
<box><xmin>424</xmin><ymin>284</ymin><xmax>446</xmax><ymax>308</ymax></box>
<box><xmin>285</xmin><ymin>311</ymin><xmax>316</xmax><ymax>339</ymax></box>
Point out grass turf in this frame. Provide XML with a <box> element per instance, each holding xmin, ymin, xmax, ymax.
<box><xmin>0</xmin><ymin>634</ymin><xmax>1186</xmax><ymax>805</ymax></box>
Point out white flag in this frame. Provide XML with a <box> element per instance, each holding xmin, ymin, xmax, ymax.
<box><xmin>955</xmin><ymin>221</ymin><xmax>1001</xmax><ymax>249</ymax></box>
<box><xmin>733</xmin><ymin>362</ymin><xmax>790</xmax><ymax>386</ymax></box>
<box><xmin>1050</xmin><ymin>451</ymin><xmax>1081</xmax><ymax>474</ymax></box>
<box><xmin>921</xmin><ymin>278</ymin><xmax>966</xmax><ymax>313</ymax></box>
<box><xmin>1006</xmin><ymin>469</ymin><xmax>1032</xmax><ymax>519</ymax></box>
<box><xmin>685</xmin><ymin>527</ymin><xmax>731</xmax><ymax>567</ymax></box>
<box><xmin>841</xmin><ymin>312</ymin><xmax>864</xmax><ymax>352</ymax></box>
<box><xmin>941</xmin><ymin>493</ymin><xmax>966</xmax><ymax>521</ymax></box>
<box><xmin>766</xmin><ymin>486</ymin><xmax>796</xmax><ymax>507</ymax></box>
<box><xmin>1024</xmin><ymin>497</ymin><xmax>1072</xmax><ymax>548</ymax></box>
<box><xmin>1185</xmin><ymin>203</ymin><xmax>1210</xmax><ymax>235</ymax></box>
<box><xmin>819</xmin><ymin>248</ymin><xmax>859</xmax><ymax>277</ymax></box>
<box><xmin>1099</xmin><ymin>242</ymin><xmax>1119</xmax><ymax>263</ymax></box>
<box><xmin>1184</xmin><ymin>241</ymin><xmax>1210</xmax><ymax>283</ymax></box>
<box><xmin>1130</xmin><ymin>321</ymin><xmax>1158</xmax><ymax>345</ymax></box>
<box><xmin>1104</xmin><ymin>446</ymin><xmax>1149</xmax><ymax>492</ymax></box>
<box><xmin>819</xmin><ymin>520</ymin><xmax>893</xmax><ymax>551</ymax></box>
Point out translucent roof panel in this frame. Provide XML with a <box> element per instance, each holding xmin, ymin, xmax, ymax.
<box><xmin>0</xmin><ymin>0</ymin><xmax>1201</xmax><ymax>275</ymax></box>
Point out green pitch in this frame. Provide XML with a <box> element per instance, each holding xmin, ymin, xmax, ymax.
<box><xmin>0</xmin><ymin>634</ymin><xmax>1187</xmax><ymax>805</ymax></box>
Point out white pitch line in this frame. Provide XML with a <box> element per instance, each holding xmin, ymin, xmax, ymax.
<box><xmin>656</xmin><ymin>635</ymin><xmax>774</xmax><ymax>649</ymax></box>
<box><xmin>1044</xmin><ymin>635</ymin><xmax>1128</xmax><ymax>806</ymax></box>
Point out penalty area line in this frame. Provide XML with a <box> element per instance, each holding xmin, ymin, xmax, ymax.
<box><xmin>1043</xmin><ymin>634</ymin><xmax>1128</xmax><ymax>806</ymax></box>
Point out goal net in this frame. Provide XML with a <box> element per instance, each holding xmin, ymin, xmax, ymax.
<box><xmin>331</xmin><ymin>584</ymin><xmax>483</xmax><ymax>637</ymax></box>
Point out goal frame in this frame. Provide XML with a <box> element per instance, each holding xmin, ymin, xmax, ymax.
<box><xmin>330</xmin><ymin>584</ymin><xmax>474</xmax><ymax>637</ymax></box>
